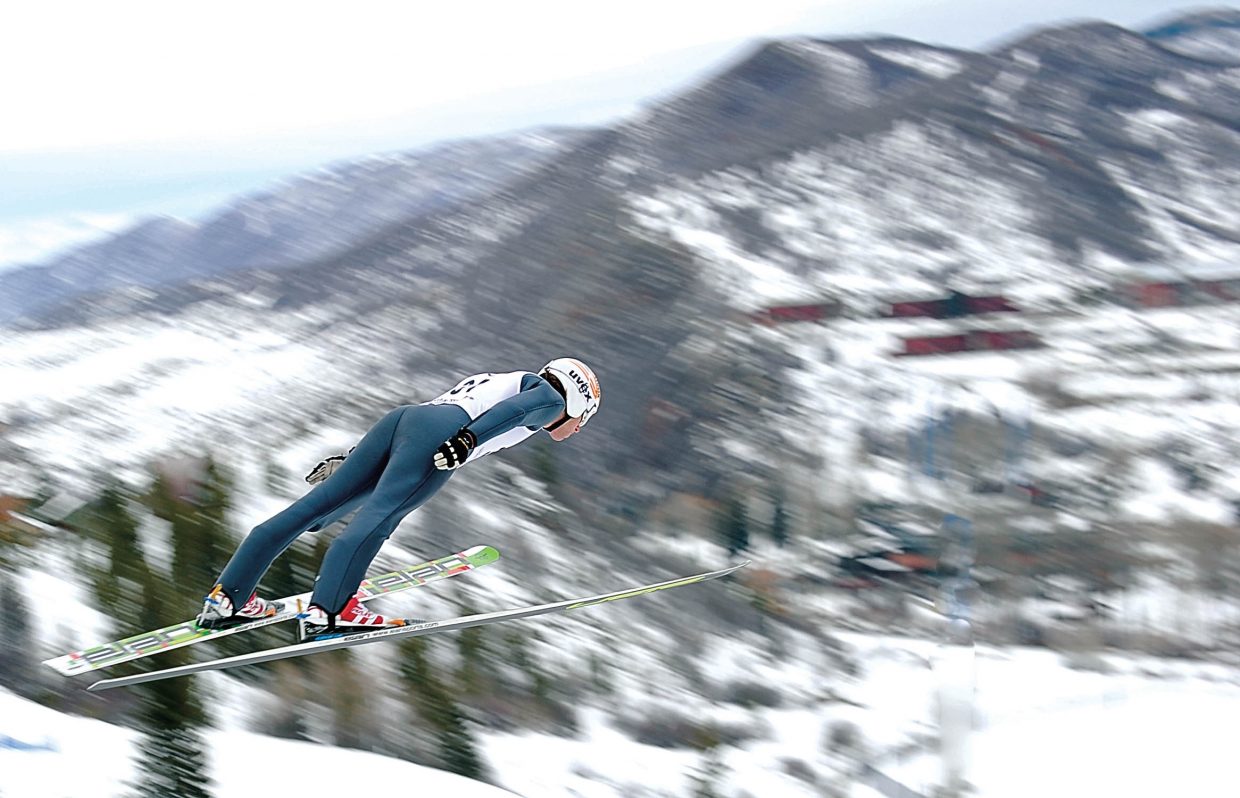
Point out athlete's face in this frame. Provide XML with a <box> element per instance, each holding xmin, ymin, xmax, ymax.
<box><xmin>546</xmin><ymin>414</ymin><xmax>582</xmax><ymax>441</ymax></box>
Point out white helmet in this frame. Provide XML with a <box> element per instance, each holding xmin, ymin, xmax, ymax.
<box><xmin>541</xmin><ymin>357</ymin><xmax>602</xmax><ymax>427</ymax></box>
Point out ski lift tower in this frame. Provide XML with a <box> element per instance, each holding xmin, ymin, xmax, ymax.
<box><xmin>935</xmin><ymin>514</ymin><xmax>977</xmax><ymax>797</ymax></box>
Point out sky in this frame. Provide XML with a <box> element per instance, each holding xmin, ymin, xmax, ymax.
<box><xmin>0</xmin><ymin>0</ymin><xmax>1217</xmax><ymax>269</ymax></box>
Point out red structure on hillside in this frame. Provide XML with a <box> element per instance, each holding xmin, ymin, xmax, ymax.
<box><xmin>886</xmin><ymin>290</ymin><xmax>1021</xmax><ymax>319</ymax></box>
<box><xmin>1120</xmin><ymin>275</ymin><xmax>1240</xmax><ymax>308</ymax></box>
<box><xmin>751</xmin><ymin>300</ymin><xmax>843</xmax><ymax>324</ymax></box>
<box><xmin>896</xmin><ymin>329</ymin><xmax>1043</xmax><ymax>357</ymax></box>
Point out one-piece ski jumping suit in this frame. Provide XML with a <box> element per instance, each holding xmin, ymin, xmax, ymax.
<box><xmin>211</xmin><ymin>371</ymin><xmax>567</xmax><ymax>615</ymax></box>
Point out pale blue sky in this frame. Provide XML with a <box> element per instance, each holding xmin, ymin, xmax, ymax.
<box><xmin>0</xmin><ymin>1</ymin><xmax>1218</xmax><ymax>268</ymax></box>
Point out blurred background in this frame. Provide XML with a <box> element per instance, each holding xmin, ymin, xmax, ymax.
<box><xmin>3</xmin><ymin>2</ymin><xmax>1240</xmax><ymax>797</ymax></box>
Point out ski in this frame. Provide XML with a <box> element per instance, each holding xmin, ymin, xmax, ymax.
<box><xmin>86</xmin><ymin>560</ymin><xmax>749</xmax><ymax>691</ymax></box>
<box><xmin>44</xmin><ymin>544</ymin><xmax>500</xmax><ymax>677</ymax></box>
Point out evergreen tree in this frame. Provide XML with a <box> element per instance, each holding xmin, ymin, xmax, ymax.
<box><xmin>129</xmin><ymin>569</ymin><xmax>211</xmax><ymax>798</ymax></box>
<box><xmin>455</xmin><ymin>604</ymin><xmax>493</xmax><ymax>699</ymax></box>
<box><xmin>262</xmin><ymin>456</ymin><xmax>296</xmax><ymax>498</ymax></box>
<box><xmin>588</xmin><ymin>651</ymin><xmax>614</xmax><ymax>697</ymax></box>
<box><xmin>258</xmin><ymin>536</ymin><xmax>318</xmax><ymax>602</ymax></box>
<box><xmin>145</xmin><ymin>469</ymin><xmax>181</xmax><ymax>523</ymax></box>
<box><xmin>437</xmin><ymin>700</ymin><xmax>484</xmax><ymax>779</ymax></box>
<box><xmin>190</xmin><ymin>458</ymin><xmax>236</xmax><ymax>591</ymax></box>
<box><xmin>532</xmin><ymin>442</ymin><xmax>559</xmax><ymax>488</ymax></box>
<box><xmin>164</xmin><ymin>458</ymin><xmax>237</xmax><ymax>601</ymax></box>
<box><xmin>168</xmin><ymin>510</ymin><xmax>199</xmax><ymax>594</ymax></box>
<box><xmin>93</xmin><ymin>482</ymin><xmax>146</xmax><ymax>615</ymax></box>
<box><xmin>259</xmin><ymin>661</ymin><xmax>310</xmax><ymax>741</ymax></box>
<box><xmin>771</xmin><ymin>492</ymin><xmax>790</xmax><ymax>548</ymax></box>
<box><xmin>0</xmin><ymin>569</ymin><xmax>33</xmax><ymax>692</ymax></box>
<box><xmin>717</xmin><ymin>494</ymin><xmax>749</xmax><ymax>557</ymax></box>
<box><xmin>502</xmin><ymin>629</ymin><xmax>577</xmax><ymax>733</ymax></box>
<box><xmin>323</xmin><ymin>652</ymin><xmax>371</xmax><ymax>750</ymax></box>
<box><xmin>400</xmin><ymin>638</ymin><xmax>486</xmax><ymax>780</ymax></box>
<box><xmin>688</xmin><ymin>748</ymin><xmax>728</xmax><ymax>798</ymax></box>
<box><xmin>130</xmin><ymin>725</ymin><xmax>212</xmax><ymax>798</ymax></box>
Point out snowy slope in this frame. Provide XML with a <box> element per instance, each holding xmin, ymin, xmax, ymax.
<box><xmin>0</xmin><ymin>688</ymin><xmax>516</xmax><ymax>798</ymax></box>
<box><xmin>11</xmin><ymin>637</ymin><xmax>1240</xmax><ymax>798</ymax></box>
<box><xmin>624</xmin><ymin>109</ymin><xmax>1240</xmax><ymax>530</ymax></box>
<box><xmin>840</xmin><ymin>636</ymin><xmax>1240</xmax><ymax>798</ymax></box>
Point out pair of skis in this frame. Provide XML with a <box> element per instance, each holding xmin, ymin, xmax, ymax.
<box><xmin>43</xmin><ymin>544</ymin><xmax>748</xmax><ymax>691</ymax></box>
<box><xmin>44</xmin><ymin>545</ymin><xmax>501</xmax><ymax>678</ymax></box>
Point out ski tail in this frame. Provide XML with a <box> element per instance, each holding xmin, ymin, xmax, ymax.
<box><xmin>86</xmin><ymin>560</ymin><xmax>749</xmax><ymax>691</ymax></box>
<box><xmin>43</xmin><ymin>545</ymin><xmax>499</xmax><ymax>677</ymax></box>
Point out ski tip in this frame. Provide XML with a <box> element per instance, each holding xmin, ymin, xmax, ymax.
<box><xmin>43</xmin><ymin>654</ymin><xmax>96</xmax><ymax>677</ymax></box>
<box><xmin>41</xmin><ymin>656</ymin><xmax>74</xmax><ymax>675</ymax></box>
<box><xmin>86</xmin><ymin>677</ymin><xmax>129</xmax><ymax>692</ymax></box>
<box><xmin>463</xmin><ymin>544</ymin><xmax>501</xmax><ymax>565</ymax></box>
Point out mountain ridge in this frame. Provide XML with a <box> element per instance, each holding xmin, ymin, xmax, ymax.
<box><xmin>3</xmin><ymin>9</ymin><xmax>1239</xmax><ymax>527</ymax></box>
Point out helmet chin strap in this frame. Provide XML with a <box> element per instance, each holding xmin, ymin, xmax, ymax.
<box><xmin>546</xmin><ymin>413</ymin><xmax>575</xmax><ymax>432</ymax></box>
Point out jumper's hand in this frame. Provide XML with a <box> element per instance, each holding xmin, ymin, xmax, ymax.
<box><xmin>305</xmin><ymin>447</ymin><xmax>354</xmax><ymax>484</ymax></box>
<box><xmin>305</xmin><ymin>455</ymin><xmax>346</xmax><ymax>485</ymax></box>
<box><xmin>433</xmin><ymin>428</ymin><xmax>477</xmax><ymax>471</ymax></box>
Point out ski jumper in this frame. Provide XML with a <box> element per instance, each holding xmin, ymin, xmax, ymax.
<box><xmin>212</xmin><ymin>372</ymin><xmax>566</xmax><ymax>614</ymax></box>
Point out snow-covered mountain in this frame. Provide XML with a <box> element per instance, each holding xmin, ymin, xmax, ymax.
<box><xmin>8</xmin><ymin>10</ymin><xmax>1240</xmax><ymax>511</ymax></box>
<box><xmin>1145</xmin><ymin>7</ymin><xmax>1240</xmax><ymax>62</ymax></box>
<box><xmin>3</xmin><ymin>9</ymin><xmax>1240</xmax><ymax>798</ymax></box>
<box><xmin>0</xmin><ymin>130</ymin><xmax>584</xmax><ymax>327</ymax></box>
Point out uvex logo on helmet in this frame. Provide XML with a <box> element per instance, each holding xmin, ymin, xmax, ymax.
<box><xmin>568</xmin><ymin>366</ymin><xmax>599</xmax><ymax>399</ymax></box>
<box><xmin>541</xmin><ymin>357</ymin><xmax>601</xmax><ymax>426</ymax></box>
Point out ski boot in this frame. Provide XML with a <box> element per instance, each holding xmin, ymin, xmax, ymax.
<box><xmin>197</xmin><ymin>584</ymin><xmax>283</xmax><ymax>629</ymax></box>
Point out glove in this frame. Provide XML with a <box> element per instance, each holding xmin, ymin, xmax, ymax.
<box><xmin>305</xmin><ymin>455</ymin><xmax>345</xmax><ymax>485</ymax></box>
<box><xmin>305</xmin><ymin>447</ymin><xmax>354</xmax><ymax>485</ymax></box>
<box><xmin>433</xmin><ymin>428</ymin><xmax>477</xmax><ymax>471</ymax></box>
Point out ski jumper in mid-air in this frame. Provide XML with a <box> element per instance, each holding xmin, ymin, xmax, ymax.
<box><xmin>196</xmin><ymin>358</ymin><xmax>602</xmax><ymax>639</ymax></box>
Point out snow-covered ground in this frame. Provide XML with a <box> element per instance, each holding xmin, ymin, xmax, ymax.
<box><xmin>0</xmin><ymin>687</ymin><xmax>515</xmax><ymax>798</ymax></box>
<box><xmin>961</xmin><ymin>649</ymin><xmax>1240</xmax><ymax>797</ymax></box>
<box><xmin>843</xmin><ymin>636</ymin><xmax>1240</xmax><ymax>797</ymax></box>
<box><xmin>7</xmin><ymin>639</ymin><xmax>1240</xmax><ymax>797</ymax></box>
